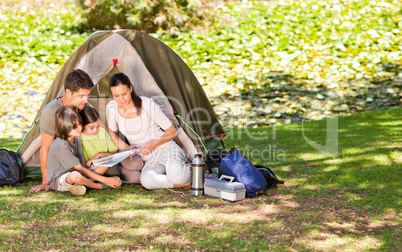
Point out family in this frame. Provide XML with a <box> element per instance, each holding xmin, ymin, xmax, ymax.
<box><xmin>29</xmin><ymin>69</ymin><xmax>190</xmax><ymax>195</ymax></box>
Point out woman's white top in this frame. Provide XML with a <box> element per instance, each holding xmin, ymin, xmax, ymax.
<box><xmin>106</xmin><ymin>96</ymin><xmax>173</xmax><ymax>148</ymax></box>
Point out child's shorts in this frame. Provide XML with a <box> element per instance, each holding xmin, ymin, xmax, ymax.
<box><xmin>56</xmin><ymin>172</ymin><xmax>75</xmax><ymax>191</ymax></box>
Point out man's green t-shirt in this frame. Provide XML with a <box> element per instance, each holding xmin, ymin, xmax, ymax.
<box><xmin>80</xmin><ymin>127</ymin><xmax>118</xmax><ymax>161</ymax></box>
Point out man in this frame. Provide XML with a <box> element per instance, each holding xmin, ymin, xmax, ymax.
<box><xmin>30</xmin><ymin>69</ymin><xmax>94</xmax><ymax>192</ymax></box>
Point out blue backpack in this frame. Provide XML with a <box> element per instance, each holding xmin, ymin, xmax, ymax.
<box><xmin>0</xmin><ymin>149</ymin><xmax>26</xmax><ymax>186</ymax></box>
<box><xmin>220</xmin><ymin>149</ymin><xmax>267</xmax><ymax>197</ymax></box>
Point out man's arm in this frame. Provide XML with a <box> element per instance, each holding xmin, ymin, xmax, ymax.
<box><xmin>29</xmin><ymin>132</ymin><xmax>54</xmax><ymax>192</ymax></box>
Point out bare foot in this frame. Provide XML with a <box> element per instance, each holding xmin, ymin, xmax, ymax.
<box><xmin>173</xmin><ymin>182</ymin><xmax>190</xmax><ymax>188</ymax></box>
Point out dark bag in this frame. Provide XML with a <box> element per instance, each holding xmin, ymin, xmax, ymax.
<box><xmin>220</xmin><ymin>149</ymin><xmax>267</xmax><ymax>197</ymax></box>
<box><xmin>0</xmin><ymin>149</ymin><xmax>26</xmax><ymax>186</ymax></box>
<box><xmin>205</xmin><ymin>148</ymin><xmax>229</xmax><ymax>176</ymax></box>
<box><xmin>255</xmin><ymin>165</ymin><xmax>284</xmax><ymax>187</ymax></box>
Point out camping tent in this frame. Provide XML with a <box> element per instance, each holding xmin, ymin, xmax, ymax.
<box><xmin>17</xmin><ymin>30</ymin><xmax>226</xmax><ymax>178</ymax></box>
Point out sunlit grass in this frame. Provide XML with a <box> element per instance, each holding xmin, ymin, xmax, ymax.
<box><xmin>0</xmin><ymin>108</ymin><xmax>401</xmax><ymax>251</ymax></box>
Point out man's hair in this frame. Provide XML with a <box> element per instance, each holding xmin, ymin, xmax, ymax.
<box><xmin>64</xmin><ymin>69</ymin><xmax>94</xmax><ymax>93</ymax></box>
<box><xmin>56</xmin><ymin>106</ymin><xmax>82</xmax><ymax>140</ymax></box>
<box><xmin>79</xmin><ymin>106</ymin><xmax>100</xmax><ymax>127</ymax></box>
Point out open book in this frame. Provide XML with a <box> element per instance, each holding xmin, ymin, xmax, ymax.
<box><xmin>91</xmin><ymin>149</ymin><xmax>142</xmax><ymax>167</ymax></box>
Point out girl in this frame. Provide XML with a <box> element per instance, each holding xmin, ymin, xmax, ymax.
<box><xmin>106</xmin><ymin>72</ymin><xmax>190</xmax><ymax>190</ymax></box>
<box><xmin>79</xmin><ymin>106</ymin><xmax>144</xmax><ymax>182</ymax></box>
<box><xmin>46</xmin><ymin>107</ymin><xmax>121</xmax><ymax>196</ymax></box>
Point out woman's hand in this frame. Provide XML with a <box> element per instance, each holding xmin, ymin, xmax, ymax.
<box><xmin>136</xmin><ymin>125</ymin><xmax>178</xmax><ymax>157</ymax></box>
<box><xmin>138</xmin><ymin>141</ymin><xmax>158</xmax><ymax>156</ymax></box>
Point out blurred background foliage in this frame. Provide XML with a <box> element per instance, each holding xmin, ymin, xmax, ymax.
<box><xmin>0</xmin><ymin>0</ymin><xmax>401</xmax><ymax>139</ymax></box>
<box><xmin>77</xmin><ymin>0</ymin><xmax>223</xmax><ymax>36</ymax></box>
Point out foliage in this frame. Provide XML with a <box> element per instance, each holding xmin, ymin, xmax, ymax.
<box><xmin>76</xmin><ymin>0</ymin><xmax>222</xmax><ymax>35</ymax></box>
<box><xmin>1</xmin><ymin>108</ymin><xmax>401</xmax><ymax>251</ymax></box>
<box><xmin>0</xmin><ymin>0</ymin><xmax>401</xmax><ymax>139</ymax></box>
<box><xmin>0</xmin><ymin>2</ymin><xmax>87</xmax><ymax>139</ymax></box>
<box><xmin>161</xmin><ymin>0</ymin><xmax>402</xmax><ymax>127</ymax></box>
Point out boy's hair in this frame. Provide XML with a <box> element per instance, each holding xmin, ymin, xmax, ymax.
<box><xmin>79</xmin><ymin>106</ymin><xmax>100</xmax><ymax>127</ymax></box>
<box><xmin>65</xmin><ymin>69</ymin><xmax>94</xmax><ymax>93</ymax></box>
<box><xmin>56</xmin><ymin>107</ymin><xmax>82</xmax><ymax>140</ymax></box>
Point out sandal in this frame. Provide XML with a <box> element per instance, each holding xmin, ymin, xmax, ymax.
<box><xmin>101</xmin><ymin>183</ymin><xmax>112</xmax><ymax>190</ymax></box>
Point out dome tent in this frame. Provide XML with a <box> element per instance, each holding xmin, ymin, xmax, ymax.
<box><xmin>17</xmin><ymin>30</ymin><xmax>226</xmax><ymax>178</ymax></box>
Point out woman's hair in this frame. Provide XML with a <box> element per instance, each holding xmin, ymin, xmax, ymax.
<box><xmin>79</xmin><ymin>106</ymin><xmax>100</xmax><ymax>127</ymax></box>
<box><xmin>56</xmin><ymin>106</ymin><xmax>82</xmax><ymax>140</ymax></box>
<box><xmin>109</xmin><ymin>72</ymin><xmax>142</xmax><ymax>114</ymax></box>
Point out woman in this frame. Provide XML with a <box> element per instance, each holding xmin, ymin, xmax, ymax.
<box><xmin>106</xmin><ymin>73</ymin><xmax>190</xmax><ymax>189</ymax></box>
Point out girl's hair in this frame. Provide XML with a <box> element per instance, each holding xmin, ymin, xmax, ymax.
<box><xmin>109</xmin><ymin>73</ymin><xmax>142</xmax><ymax>114</ymax></box>
<box><xmin>56</xmin><ymin>106</ymin><xmax>82</xmax><ymax>140</ymax></box>
<box><xmin>79</xmin><ymin>106</ymin><xmax>100</xmax><ymax>127</ymax></box>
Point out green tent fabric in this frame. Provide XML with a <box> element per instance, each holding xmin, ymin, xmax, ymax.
<box><xmin>17</xmin><ymin>30</ymin><xmax>226</xmax><ymax>178</ymax></box>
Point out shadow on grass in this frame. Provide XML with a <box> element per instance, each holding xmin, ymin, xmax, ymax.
<box><xmin>223</xmin><ymin>108</ymin><xmax>401</xmax><ymax>250</ymax></box>
<box><xmin>0</xmin><ymin>109</ymin><xmax>400</xmax><ymax>251</ymax></box>
<box><xmin>1</xmin><ymin>182</ymin><xmax>399</xmax><ymax>251</ymax></box>
<box><xmin>227</xmin><ymin>108</ymin><xmax>401</xmax><ymax>207</ymax></box>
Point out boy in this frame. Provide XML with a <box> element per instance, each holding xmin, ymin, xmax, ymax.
<box><xmin>47</xmin><ymin>107</ymin><xmax>121</xmax><ymax>195</ymax></box>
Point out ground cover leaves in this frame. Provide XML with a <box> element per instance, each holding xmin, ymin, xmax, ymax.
<box><xmin>161</xmin><ymin>0</ymin><xmax>402</xmax><ymax>127</ymax></box>
<box><xmin>0</xmin><ymin>0</ymin><xmax>401</xmax><ymax>139</ymax></box>
<box><xmin>0</xmin><ymin>2</ymin><xmax>87</xmax><ymax>139</ymax></box>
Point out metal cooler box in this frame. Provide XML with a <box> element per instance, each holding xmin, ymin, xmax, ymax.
<box><xmin>204</xmin><ymin>175</ymin><xmax>246</xmax><ymax>201</ymax></box>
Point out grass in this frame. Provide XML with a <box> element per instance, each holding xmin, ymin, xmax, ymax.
<box><xmin>1</xmin><ymin>108</ymin><xmax>401</xmax><ymax>251</ymax></box>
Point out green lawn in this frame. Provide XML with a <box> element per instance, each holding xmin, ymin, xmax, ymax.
<box><xmin>1</xmin><ymin>108</ymin><xmax>400</xmax><ymax>251</ymax></box>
